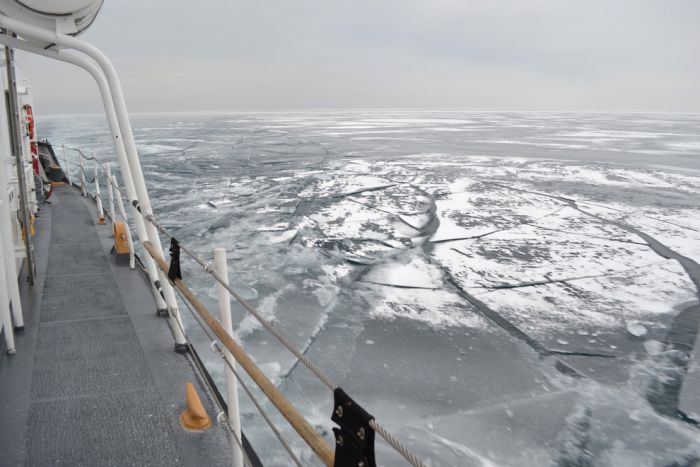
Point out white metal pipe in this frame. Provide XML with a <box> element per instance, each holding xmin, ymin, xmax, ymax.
<box><xmin>0</xmin><ymin>221</ymin><xmax>16</xmax><ymax>354</ymax></box>
<box><xmin>78</xmin><ymin>152</ymin><xmax>87</xmax><ymax>197</ymax></box>
<box><xmin>214</xmin><ymin>247</ymin><xmax>243</xmax><ymax>467</ymax></box>
<box><xmin>0</xmin><ymin>19</ymin><xmax>186</xmax><ymax>346</ymax></box>
<box><xmin>105</xmin><ymin>162</ymin><xmax>115</xmax><ymax>222</ymax></box>
<box><xmin>0</xmin><ymin>33</ymin><xmax>175</xmax><ymax>324</ymax></box>
<box><xmin>0</xmin><ymin>19</ymin><xmax>187</xmax><ymax>352</ymax></box>
<box><xmin>93</xmin><ymin>157</ymin><xmax>104</xmax><ymax>222</ymax></box>
<box><xmin>61</xmin><ymin>144</ymin><xmax>72</xmax><ymax>186</ymax></box>
<box><xmin>112</xmin><ymin>175</ymin><xmax>135</xmax><ymax>270</ymax></box>
<box><xmin>0</xmin><ymin>17</ymin><xmax>188</xmax><ymax>344</ymax></box>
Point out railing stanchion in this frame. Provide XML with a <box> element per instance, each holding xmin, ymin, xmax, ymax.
<box><xmin>61</xmin><ymin>145</ymin><xmax>72</xmax><ymax>186</ymax></box>
<box><xmin>112</xmin><ymin>175</ymin><xmax>135</xmax><ymax>269</ymax></box>
<box><xmin>78</xmin><ymin>152</ymin><xmax>87</xmax><ymax>197</ymax></box>
<box><xmin>93</xmin><ymin>156</ymin><xmax>105</xmax><ymax>224</ymax></box>
<box><xmin>105</xmin><ymin>162</ymin><xmax>115</xmax><ymax>222</ymax></box>
<box><xmin>214</xmin><ymin>248</ymin><xmax>243</xmax><ymax>467</ymax></box>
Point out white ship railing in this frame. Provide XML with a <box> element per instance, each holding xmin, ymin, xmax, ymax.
<box><xmin>0</xmin><ymin>15</ymin><xmax>425</xmax><ymax>467</ymax></box>
<box><xmin>61</xmin><ymin>145</ymin><xmax>426</xmax><ymax>466</ymax></box>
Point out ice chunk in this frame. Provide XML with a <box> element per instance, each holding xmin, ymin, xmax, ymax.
<box><xmin>626</xmin><ymin>321</ymin><xmax>647</xmax><ymax>337</ymax></box>
<box><xmin>364</xmin><ymin>254</ymin><xmax>442</xmax><ymax>289</ymax></box>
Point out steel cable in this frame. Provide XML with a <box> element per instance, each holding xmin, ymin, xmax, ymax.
<box><xmin>66</xmin><ymin>145</ymin><xmax>425</xmax><ymax>467</ymax></box>
<box><xmin>166</xmin><ymin>290</ymin><xmax>256</xmax><ymax>467</ymax></box>
<box><xmin>173</xmin><ymin>286</ymin><xmax>303</xmax><ymax>467</ymax></box>
<box><xmin>146</xmin><ymin>215</ymin><xmax>426</xmax><ymax>467</ymax></box>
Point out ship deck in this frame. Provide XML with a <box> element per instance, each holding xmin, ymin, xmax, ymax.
<box><xmin>0</xmin><ymin>186</ymin><xmax>235</xmax><ymax>466</ymax></box>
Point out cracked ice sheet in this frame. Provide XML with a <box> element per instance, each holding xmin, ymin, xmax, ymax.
<box><xmin>298</xmin><ymin>198</ymin><xmax>420</xmax><ymax>242</ymax></box>
<box><xmin>298</xmin><ymin>172</ymin><xmax>393</xmax><ymax>198</ymax></box>
<box><xmin>474</xmin><ymin>259</ymin><xmax>697</xmax><ymax>355</ymax></box>
<box><xmin>344</xmin><ymin>159</ymin><xmax>420</xmax><ymax>183</ymax></box>
<box><xmin>362</xmin><ymin>253</ymin><xmax>443</xmax><ymax>288</ymax></box>
<box><xmin>430</xmin><ymin>183</ymin><xmax>565</xmax><ymax>242</ymax></box>
<box><xmin>403</xmin><ymin>385</ymin><xmax>700</xmax><ymax>467</ymax></box>
<box><xmin>623</xmin><ymin>209</ymin><xmax>700</xmax><ymax>265</ymax></box>
<box><xmin>435</xmin><ymin>224</ymin><xmax>660</xmax><ymax>288</ymax></box>
<box><xmin>578</xmin><ymin>202</ymin><xmax>700</xmax><ymax>264</ymax></box>
<box><xmin>348</xmin><ymin>184</ymin><xmax>431</xmax><ymax>215</ymax></box>
<box><xmin>532</xmin><ymin>206</ymin><xmax>645</xmax><ymax>244</ymax></box>
<box><xmin>498</xmin><ymin>160</ymin><xmax>700</xmax><ymax>193</ymax></box>
<box><xmin>358</xmin><ymin>284</ymin><xmax>487</xmax><ymax>329</ymax></box>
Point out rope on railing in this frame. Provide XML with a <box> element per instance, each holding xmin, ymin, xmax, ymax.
<box><xmin>142</xmin><ymin>216</ymin><xmax>426</xmax><ymax>467</ymax></box>
<box><xmin>148</xmin><ymin>215</ymin><xmax>339</xmax><ymax>390</ymax></box>
<box><xmin>173</xmin><ymin>285</ymin><xmax>303</xmax><ymax>467</ymax></box>
<box><xmin>167</xmin><ymin>288</ymin><xmax>258</xmax><ymax>467</ymax></box>
<box><xmin>143</xmin><ymin>240</ymin><xmax>335</xmax><ymax>467</ymax></box>
<box><xmin>60</xmin><ymin>144</ymin><xmax>425</xmax><ymax>467</ymax></box>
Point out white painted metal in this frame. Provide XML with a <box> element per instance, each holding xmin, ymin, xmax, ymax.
<box><xmin>0</xmin><ymin>0</ymin><xmax>103</xmax><ymax>36</ymax></box>
<box><xmin>61</xmin><ymin>145</ymin><xmax>72</xmax><ymax>186</ymax></box>
<box><xmin>0</xmin><ymin>218</ymin><xmax>16</xmax><ymax>354</ymax></box>
<box><xmin>0</xmin><ymin>24</ymin><xmax>186</xmax><ymax>345</ymax></box>
<box><xmin>111</xmin><ymin>175</ymin><xmax>135</xmax><ymax>270</ymax></box>
<box><xmin>214</xmin><ymin>247</ymin><xmax>244</xmax><ymax>467</ymax></box>
<box><xmin>78</xmin><ymin>151</ymin><xmax>86</xmax><ymax>197</ymax></box>
<box><xmin>105</xmin><ymin>162</ymin><xmax>114</xmax><ymax>222</ymax></box>
<box><xmin>92</xmin><ymin>156</ymin><xmax>104</xmax><ymax>221</ymax></box>
<box><xmin>4</xmin><ymin>44</ymin><xmax>33</xmax><ymax>285</ymax></box>
<box><xmin>0</xmin><ymin>37</ymin><xmax>172</xmax><ymax>321</ymax></box>
<box><xmin>0</xmin><ymin>68</ymin><xmax>23</xmax><ymax>329</ymax></box>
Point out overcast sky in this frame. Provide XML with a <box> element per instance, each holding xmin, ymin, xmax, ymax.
<box><xmin>16</xmin><ymin>0</ymin><xmax>700</xmax><ymax>115</ymax></box>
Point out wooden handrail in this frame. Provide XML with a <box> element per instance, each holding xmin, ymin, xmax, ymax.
<box><xmin>143</xmin><ymin>241</ymin><xmax>335</xmax><ymax>466</ymax></box>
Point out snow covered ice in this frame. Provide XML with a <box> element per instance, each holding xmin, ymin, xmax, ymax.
<box><xmin>41</xmin><ymin>111</ymin><xmax>700</xmax><ymax>466</ymax></box>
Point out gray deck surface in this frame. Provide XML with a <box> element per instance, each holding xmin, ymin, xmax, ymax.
<box><xmin>0</xmin><ymin>187</ymin><xmax>233</xmax><ymax>466</ymax></box>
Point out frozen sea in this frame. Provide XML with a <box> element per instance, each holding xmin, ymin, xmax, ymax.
<box><xmin>40</xmin><ymin>111</ymin><xmax>700</xmax><ymax>466</ymax></box>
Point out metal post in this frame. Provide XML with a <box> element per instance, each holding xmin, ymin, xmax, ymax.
<box><xmin>214</xmin><ymin>248</ymin><xmax>243</xmax><ymax>467</ymax></box>
<box><xmin>112</xmin><ymin>175</ymin><xmax>135</xmax><ymax>269</ymax></box>
<box><xmin>0</xmin><ymin>223</ymin><xmax>16</xmax><ymax>354</ymax></box>
<box><xmin>93</xmin><ymin>156</ymin><xmax>104</xmax><ymax>223</ymax></box>
<box><xmin>61</xmin><ymin>145</ymin><xmax>72</xmax><ymax>186</ymax></box>
<box><xmin>78</xmin><ymin>152</ymin><xmax>87</xmax><ymax>197</ymax></box>
<box><xmin>105</xmin><ymin>162</ymin><xmax>115</xmax><ymax>222</ymax></box>
<box><xmin>4</xmin><ymin>43</ymin><xmax>34</xmax><ymax>285</ymax></box>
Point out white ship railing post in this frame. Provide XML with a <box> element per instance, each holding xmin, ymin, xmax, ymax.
<box><xmin>93</xmin><ymin>156</ymin><xmax>105</xmax><ymax>224</ymax></box>
<box><xmin>105</xmin><ymin>162</ymin><xmax>115</xmax><ymax>222</ymax></box>
<box><xmin>61</xmin><ymin>145</ymin><xmax>72</xmax><ymax>186</ymax></box>
<box><xmin>111</xmin><ymin>175</ymin><xmax>135</xmax><ymax>269</ymax></box>
<box><xmin>214</xmin><ymin>247</ymin><xmax>243</xmax><ymax>467</ymax></box>
<box><xmin>78</xmin><ymin>151</ymin><xmax>87</xmax><ymax>197</ymax></box>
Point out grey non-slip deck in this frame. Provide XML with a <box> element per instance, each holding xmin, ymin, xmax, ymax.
<box><xmin>0</xmin><ymin>187</ymin><xmax>232</xmax><ymax>466</ymax></box>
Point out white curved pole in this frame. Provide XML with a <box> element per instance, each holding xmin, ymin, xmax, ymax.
<box><xmin>105</xmin><ymin>162</ymin><xmax>115</xmax><ymax>223</ymax></box>
<box><xmin>0</xmin><ymin>31</ymin><xmax>187</xmax><ymax>348</ymax></box>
